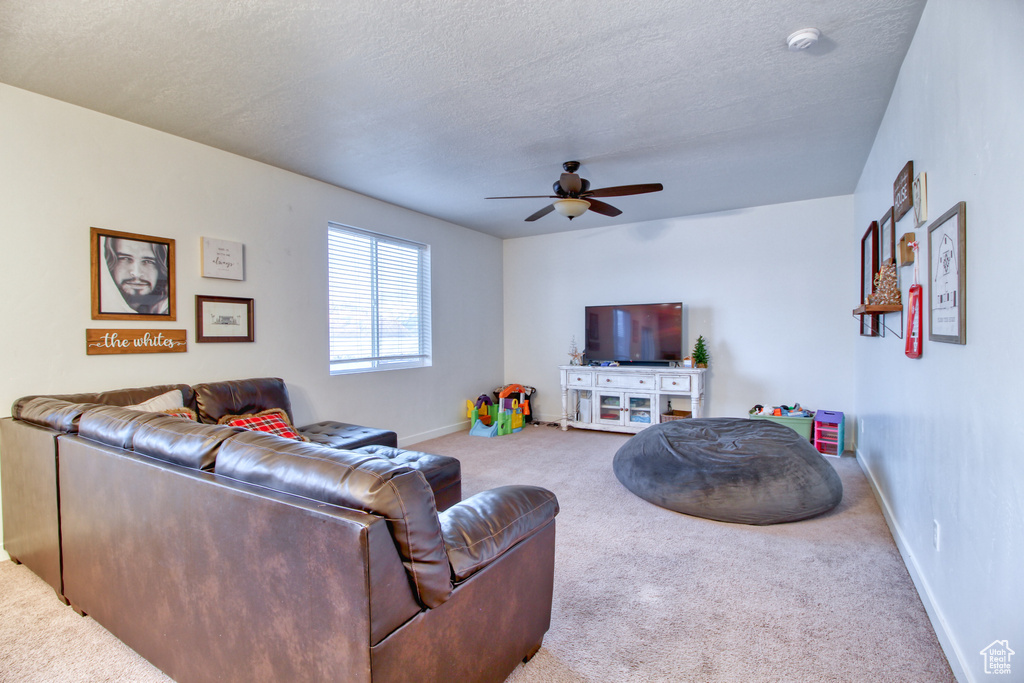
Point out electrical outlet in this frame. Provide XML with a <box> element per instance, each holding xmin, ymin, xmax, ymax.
<box><xmin>933</xmin><ymin>520</ymin><xmax>941</xmax><ymax>551</ymax></box>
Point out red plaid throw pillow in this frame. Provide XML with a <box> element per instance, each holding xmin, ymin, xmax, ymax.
<box><xmin>218</xmin><ymin>408</ymin><xmax>305</xmax><ymax>441</ymax></box>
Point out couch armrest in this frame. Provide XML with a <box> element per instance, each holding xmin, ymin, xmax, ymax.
<box><xmin>440</xmin><ymin>485</ymin><xmax>558</xmax><ymax>582</ymax></box>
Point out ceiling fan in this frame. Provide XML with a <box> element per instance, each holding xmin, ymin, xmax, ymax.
<box><xmin>486</xmin><ymin>161</ymin><xmax>664</xmax><ymax>222</ymax></box>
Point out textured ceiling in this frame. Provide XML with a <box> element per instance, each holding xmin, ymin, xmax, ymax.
<box><xmin>0</xmin><ymin>0</ymin><xmax>926</xmax><ymax>238</ymax></box>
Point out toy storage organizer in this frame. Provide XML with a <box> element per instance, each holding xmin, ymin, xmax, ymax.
<box><xmin>813</xmin><ymin>410</ymin><xmax>845</xmax><ymax>456</ymax></box>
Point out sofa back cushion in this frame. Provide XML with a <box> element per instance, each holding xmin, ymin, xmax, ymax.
<box><xmin>12</xmin><ymin>383</ymin><xmax>196</xmax><ymax>420</ymax></box>
<box><xmin>13</xmin><ymin>397</ymin><xmax>99</xmax><ymax>433</ymax></box>
<box><xmin>132</xmin><ymin>419</ymin><xmax>241</xmax><ymax>471</ymax></box>
<box><xmin>216</xmin><ymin>430</ymin><xmax>452</xmax><ymax>608</ymax></box>
<box><xmin>192</xmin><ymin>377</ymin><xmax>293</xmax><ymax>425</ymax></box>
<box><xmin>78</xmin><ymin>405</ymin><xmax>172</xmax><ymax>449</ymax></box>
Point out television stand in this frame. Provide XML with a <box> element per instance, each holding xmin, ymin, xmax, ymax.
<box><xmin>559</xmin><ymin>365</ymin><xmax>707</xmax><ymax>434</ymax></box>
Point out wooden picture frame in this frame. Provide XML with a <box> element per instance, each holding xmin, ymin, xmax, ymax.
<box><xmin>878</xmin><ymin>206</ymin><xmax>896</xmax><ymax>265</ymax></box>
<box><xmin>195</xmin><ymin>295</ymin><xmax>254</xmax><ymax>343</ymax></box>
<box><xmin>928</xmin><ymin>202</ymin><xmax>967</xmax><ymax>344</ymax></box>
<box><xmin>860</xmin><ymin>222</ymin><xmax>879</xmax><ymax>336</ymax></box>
<box><xmin>894</xmin><ymin>160</ymin><xmax>914</xmax><ymax>221</ymax></box>
<box><xmin>91</xmin><ymin>227</ymin><xmax>176</xmax><ymax>321</ymax></box>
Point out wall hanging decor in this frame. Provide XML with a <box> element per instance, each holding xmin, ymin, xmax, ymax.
<box><xmin>859</xmin><ymin>221</ymin><xmax>879</xmax><ymax>336</ymax></box>
<box><xmin>201</xmin><ymin>237</ymin><xmax>244</xmax><ymax>280</ymax></box>
<box><xmin>86</xmin><ymin>329</ymin><xmax>187</xmax><ymax>355</ymax></box>
<box><xmin>912</xmin><ymin>172</ymin><xmax>928</xmax><ymax>226</ymax></box>
<box><xmin>894</xmin><ymin>160</ymin><xmax>914</xmax><ymax>221</ymax></box>
<box><xmin>91</xmin><ymin>227</ymin><xmax>176</xmax><ymax>320</ymax></box>
<box><xmin>878</xmin><ymin>206</ymin><xmax>895</xmax><ymax>265</ymax></box>
<box><xmin>196</xmin><ymin>295</ymin><xmax>255</xmax><ymax>343</ymax></box>
<box><xmin>928</xmin><ymin>202</ymin><xmax>967</xmax><ymax>344</ymax></box>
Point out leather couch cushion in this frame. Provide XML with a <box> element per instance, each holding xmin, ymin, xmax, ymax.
<box><xmin>215</xmin><ymin>430</ymin><xmax>453</xmax><ymax>608</ymax></box>
<box><xmin>132</xmin><ymin>418</ymin><xmax>241</xmax><ymax>471</ymax></box>
<box><xmin>193</xmin><ymin>377</ymin><xmax>292</xmax><ymax>424</ymax></box>
<box><xmin>13</xmin><ymin>397</ymin><xmax>98</xmax><ymax>433</ymax></box>
<box><xmin>12</xmin><ymin>383</ymin><xmax>196</xmax><ymax>419</ymax></box>
<box><xmin>301</xmin><ymin>421</ymin><xmax>398</xmax><ymax>449</ymax></box>
<box><xmin>78</xmin><ymin>405</ymin><xmax>175</xmax><ymax>450</ymax></box>
<box><xmin>440</xmin><ymin>486</ymin><xmax>559</xmax><ymax>581</ymax></box>
<box><xmin>353</xmin><ymin>445</ymin><xmax>461</xmax><ymax>511</ymax></box>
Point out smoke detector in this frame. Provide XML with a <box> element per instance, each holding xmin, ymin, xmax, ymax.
<box><xmin>787</xmin><ymin>28</ymin><xmax>820</xmax><ymax>51</ymax></box>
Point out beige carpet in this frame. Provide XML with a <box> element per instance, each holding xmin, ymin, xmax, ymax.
<box><xmin>0</xmin><ymin>425</ymin><xmax>953</xmax><ymax>682</ymax></box>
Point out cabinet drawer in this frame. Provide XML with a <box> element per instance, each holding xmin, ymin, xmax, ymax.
<box><xmin>658</xmin><ymin>375</ymin><xmax>692</xmax><ymax>392</ymax></box>
<box><xmin>596</xmin><ymin>373</ymin><xmax>654</xmax><ymax>390</ymax></box>
<box><xmin>566</xmin><ymin>372</ymin><xmax>593</xmax><ymax>387</ymax></box>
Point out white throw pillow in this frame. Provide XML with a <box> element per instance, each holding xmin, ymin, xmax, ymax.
<box><xmin>128</xmin><ymin>389</ymin><xmax>184</xmax><ymax>413</ymax></box>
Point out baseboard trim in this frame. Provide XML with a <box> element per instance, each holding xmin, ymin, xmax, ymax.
<box><xmin>855</xmin><ymin>451</ymin><xmax>970</xmax><ymax>683</ymax></box>
<box><xmin>398</xmin><ymin>421</ymin><xmax>469</xmax><ymax>448</ymax></box>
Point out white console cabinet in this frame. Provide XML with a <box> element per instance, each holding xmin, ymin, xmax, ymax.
<box><xmin>559</xmin><ymin>365</ymin><xmax>706</xmax><ymax>433</ymax></box>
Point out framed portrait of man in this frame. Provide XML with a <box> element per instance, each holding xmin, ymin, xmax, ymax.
<box><xmin>91</xmin><ymin>227</ymin><xmax>176</xmax><ymax>321</ymax></box>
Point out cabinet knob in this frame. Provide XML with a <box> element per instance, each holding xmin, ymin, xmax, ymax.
<box><xmin>638</xmin><ymin>380</ymin><xmax>644</xmax><ymax>384</ymax></box>
<box><xmin>605</xmin><ymin>378</ymin><xmax>611</xmax><ymax>382</ymax></box>
<box><xmin>672</xmin><ymin>381</ymin><xmax>677</xmax><ymax>386</ymax></box>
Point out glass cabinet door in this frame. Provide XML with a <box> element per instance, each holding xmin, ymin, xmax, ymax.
<box><xmin>627</xmin><ymin>394</ymin><xmax>652</xmax><ymax>425</ymax></box>
<box><xmin>596</xmin><ymin>392</ymin><xmax>624</xmax><ymax>425</ymax></box>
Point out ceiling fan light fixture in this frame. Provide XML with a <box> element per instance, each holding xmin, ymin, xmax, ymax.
<box><xmin>787</xmin><ymin>27</ymin><xmax>820</xmax><ymax>51</ymax></box>
<box><xmin>553</xmin><ymin>198</ymin><xmax>590</xmax><ymax>219</ymax></box>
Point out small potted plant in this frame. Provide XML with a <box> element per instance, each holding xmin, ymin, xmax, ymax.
<box><xmin>692</xmin><ymin>335</ymin><xmax>709</xmax><ymax>368</ymax></box>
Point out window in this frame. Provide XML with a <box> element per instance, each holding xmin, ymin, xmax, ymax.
<box><xmin>328</xmin><ymin>223</ymin><xmax>431</xmax><ymax>374</ymax></box>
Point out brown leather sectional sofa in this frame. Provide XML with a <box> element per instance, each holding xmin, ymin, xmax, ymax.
<box><xmin>1</xmin><ymin>378</ymin><xmax>558</xmax><ymax>682</ymax></box>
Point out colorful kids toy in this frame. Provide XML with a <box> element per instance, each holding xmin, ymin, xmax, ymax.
<box><xmin>468</xmin><ymin>394</ymin><xmax>499</xmax><ymax>437</ymax></box>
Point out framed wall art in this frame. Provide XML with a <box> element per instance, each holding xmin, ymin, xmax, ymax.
<box><xmin>928</xmin><ymin>202</ymin><xmax>967</xmax><ymax>344</ymax></box>
<box><xmin>196</xmin><ymin>295</ymin><xmax>254</xmax><ymax>343</ymax></box>
<box><xmin>878</xmin><ymin>206</ymin><xmax>895</xmax><ymax>265</ymax></box>
<box><xmin>894</xmin><ymin>160</ymin><xmax>914</xmax><ymax>221</ymax></box>
<box><xmin>91</xmin><ymin>227</ymin><xmax>176</xmax><ymax>321</ymax></box>
<box><xmin>860</xmin><ymin>221</ymin><xmax>879</xmax><ymax>337</ymax></box>
<box><xmin>201</xmin><ymin>237</ymin><xmax>244</xmax><ymax>280</ymax></box>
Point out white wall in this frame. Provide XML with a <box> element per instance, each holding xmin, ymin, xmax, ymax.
<box><xmin>852</xmin><ymin>1</ymin><xmax>1024</xmax><ymax>680</ymax></box>
<box><xmin>503</xmin><ymin>195</ymin><xmax>857</xmax><ymax>426</ymax></box>
<box><xmin>0</xmin><ymin>84</ymin><xmax>505</xmax><ymax>553</ymax></box>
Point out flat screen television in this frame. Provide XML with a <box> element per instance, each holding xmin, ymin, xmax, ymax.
<box><xmin>584</xmin><ymin>302</ymin><xmax>683</xmax><ymax>364</ymax></box>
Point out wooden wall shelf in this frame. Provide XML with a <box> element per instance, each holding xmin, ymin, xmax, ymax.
<box><xmin>852</xmin><ymin>303</ymin><xmax>903</xmax><ymax>315</ymax></box>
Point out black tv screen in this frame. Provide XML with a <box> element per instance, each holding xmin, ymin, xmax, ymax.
<box><xmin>584</xmin><ymin>303</ymin><xmax>683</xmax><ymax>363</ymax></box>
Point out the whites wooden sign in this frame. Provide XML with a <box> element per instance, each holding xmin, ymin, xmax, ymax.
<box><xmin>86</xmin><ymin>329</ymin><xmax>188</xmax><ymax>355</ymax></box>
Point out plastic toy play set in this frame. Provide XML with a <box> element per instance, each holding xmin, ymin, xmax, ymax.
<box><xmin>466</xmin><ymin>384</ymin><xmax>534</xmax><ymax>437</ymax></box>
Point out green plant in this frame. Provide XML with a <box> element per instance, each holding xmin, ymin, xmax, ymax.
<box><xmin>692</xmin><ymin>335</ymin><xmax>709</xmax><ymax>367</ymax></box>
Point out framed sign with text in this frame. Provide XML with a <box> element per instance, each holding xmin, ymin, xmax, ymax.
<box><xmin>894</xmin><ymin>161</ymin><xmax>914</xmax><ymax>221</ymax></box>
<box><xmin>87</xmin><ymin>329</ymin><xmax>187</xmax><ymax>355</ymax></box>
<box><xmin>201</xmin><ymin>237</ymin><xmax>244</xmax><ymax>280</ymax></box>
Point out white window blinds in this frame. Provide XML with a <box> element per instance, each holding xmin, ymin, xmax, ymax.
<box><xmin>328</xmin><ymin>223</ymin><xmax>431</xmax><ymax>374</ymax></box>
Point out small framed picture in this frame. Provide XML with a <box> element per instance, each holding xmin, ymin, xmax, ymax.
<box><xmin>878</xmin><ymin>206</ymin><xmax>895</xmax><ymax>265</ymax></box>
<box><xmin>201</xmin><ymin>237</ymin><xmax>244</xmax><ymax>280</ymax></box>
<box><xmin>928</xmin><ymin>202</ymin><xmax>967</xmax><ymax>344</ymax></box>
<box><xmin>91</xmin><ymin>227</ymin><xmax>176</xmax><ymax>321</ymax></box>
<box><xmin>195</xmin><ymin>295</ymin><xmax>254</xmax><ymax>343</ymax></box>
<box><xmin>860</xmin><ymin>222</ymin><xmax>879</xmax><ymax>336</ymax></box>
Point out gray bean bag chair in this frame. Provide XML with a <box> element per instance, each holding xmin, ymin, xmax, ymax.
<box><xmin>613</xmin><ymin>418</ymin><xmax>842</xmax><ymax>525</ymax></box>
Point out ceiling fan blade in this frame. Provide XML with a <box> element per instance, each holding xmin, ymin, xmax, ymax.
<box><xmin>583</xmin><ymin>183</ymin><xmax>664</xmax><ymax>198</ymax></box>
<box><xmin>486</xmin><ymin>195</ymin><xmax>558</xmax><ymax>199</ymax></box>
<box><xmin>559</xmin><ymin>173</ymin><xmax>583</xmax><ymax>195</ymax></box>
<box><xmin>525</xmin><ymin>204</ymin><xmax>556</xmax><ymax>222</ymax></box>
<box><xmin>585</xmin><ymin>199</ymin><xmax>622</xmax><ymax>217</ymax></box>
